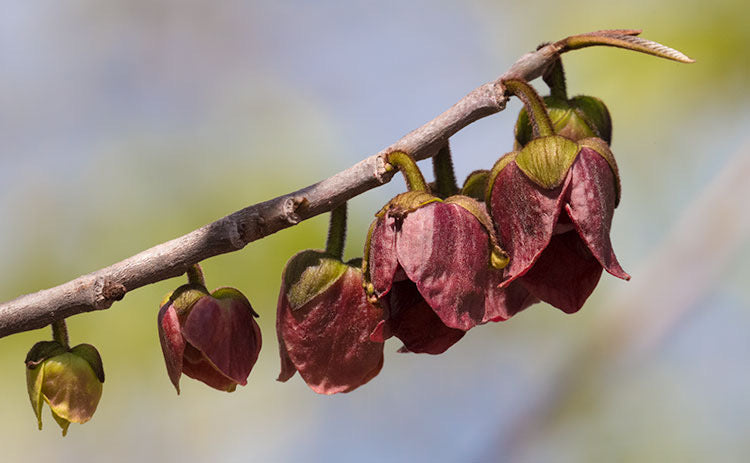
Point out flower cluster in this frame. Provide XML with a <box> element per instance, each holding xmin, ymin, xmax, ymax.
<box><xmin>270</xmin><ymin>71</ymin><xmax>630</xmax><ymax>393</ymax></box>
<box><xmin>19</xmin><ymin>31</ymin><xmax>692</xmax><ymax>435</ymax></box>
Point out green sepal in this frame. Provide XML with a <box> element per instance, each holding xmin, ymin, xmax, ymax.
<box><xmin>444</xmin><ymin>195</ymin><xmax>496</xmax><ymax>240</ymax></box>
<box><xmin>578</xmin><ymin>137</ymin><xmax>622</xmax><ymax>206</ymax></box>
<box><xmin>515</xmin><ymin>136</ymin><xmax>580</xmax><ymax>189</ymax></box>
<box><xmin>26</xmin><ymin>361</ymin><xmax>45</xmax><ymax>430</ymax></box>
<box><xmin>25</xmin><ymin>341</ymin><xmax>67</xmax><ymax>369</ymax></box>
<box><xmin>160</xmin><ymin>283</ymin><xmax>210</xmax><ymax>316</ymax></box>
<box><xmin>460</xmin><ymin>170</ymin><xmax>490</xmax><ymax>202</ymax></box>
<box><xmin>515</xmin><ymin>96</ymin><xmax>601</xmax><ymax>148</ymax></box>
<box><xmin>375</xmin><ymin>191</ymin><xmax>440</xmax><ymax>219</ymax></box>
<box><xmin>361</xmin><ymin>219</ymin><xmax>377</xmax><ymax>296</ymax></box>
<box><xmin>211</xmin><ymin>287</ymin><xmax>259</xmax><ymax>317</ymax></box>
<box><xmin>515</xmin><ymin>95</ymin><xmax>611</xmax><ymax>148</ymax></box>
<box><xmin>283</xmin><ymin>250</ymin><xmax>350</xmax><ymax>311</ymax></box>
<box><xmin>51</xmin><ymin>409</ymin><xmax>71</xmax><ymax>437</ymax></box>
<box><xmin>69</xmin><ymin>344</ymin><xmax>105</xmax><ymax>383</ymax></box>
<box><xmin>570</xmin><ymin>95</ymin><xmax>612</xmax><ymax>144</ymax></box>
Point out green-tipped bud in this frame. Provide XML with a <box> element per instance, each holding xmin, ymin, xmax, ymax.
<box><xmin>515</xmin><ymin>95</ymin><xmax>612</xmax><ymax>148</ymax></box>
<box><xmin>460</xmin><ymin>170</ymin><xmax>490</xmax><ymax>202</ymax></box>
<box><xmin>25</xmin><ymin>341</ymin><xmax>104</xmax><ymax>436</ymax></box>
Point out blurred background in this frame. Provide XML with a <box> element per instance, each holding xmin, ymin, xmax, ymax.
<box><xmin>1</xmin><ymin>1</ymin><xmax>748</xmax><ymax>461</ymax></box>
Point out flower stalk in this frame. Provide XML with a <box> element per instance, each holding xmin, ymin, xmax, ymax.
<box><xmin>503</xmin><ymin>79</ymin><xmax>554</xmax><ymax>138</ymax></box>
<box><xmin>387</xmin><ymin>151</ymin><xmax>428</xmax><ymax>192</ymax></box>
<box><xmin>431</xmin><ymin>143</ymin><xmax>459</xmax><ymax>198</ymax></box>
<box><xmin>51</xmin><ymin>320</ymin><xmax>69</xmax><ymax>349</ymax></box>
<box><xmin>326</xmin><ymin>203</ymin><xmax>348</xmax><ymax>260</ymax></box>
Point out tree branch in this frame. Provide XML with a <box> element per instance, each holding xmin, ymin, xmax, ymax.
<box><xmin>0</xmin><ymin>30</ymin><xmax>691</xmax><ymax>338</ymax></box>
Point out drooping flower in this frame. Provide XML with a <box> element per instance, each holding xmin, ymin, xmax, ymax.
<box><xmin>25</xmin><ymin>340</ymin><xmax>104</xmax><ymax>436</ymax></box>
<box><xmin>487</xmin><ymin>79</ymin><xmax>630</xmax><ymax>313</ymax></box>
<box><xmin>514</xmin><ymin>55</ymin><xmax>611</xmax><ymax>149</ymax></box>
<box><xmin>158</xmin><ymin>265</ymin><xmax>261</xmax><ymax>393</ymax></box>
<box><xmin>364</xmin><ymin>152</ymin><xmax>537</xmax><ymax>353</ymax></box>
<box><xmin>276</xmin><ymin>250</ymin><xmax>384</xmax><ymax>394</ymax></box>
<box><xmin>514</xmin><ymin>94</ymin><xmax>612</xmax><ymax>148</ymax></box>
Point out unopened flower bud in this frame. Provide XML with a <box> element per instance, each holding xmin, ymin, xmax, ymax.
<box><xmin>25</xmin><ymin>341</ymin><xmax>104</xmax><ymax>436</ymax></box>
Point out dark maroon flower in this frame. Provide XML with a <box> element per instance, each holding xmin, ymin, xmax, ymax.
<box><xmin>158</xmin><ymin>278</ymin><xmax>261</xmax><ymax>393</ymax></box>
<box><xmin>276</xmin><ymin>250</ymin><xmax>384</xmax><ymax>394</ymax></box>
<box><xmin>365</xmin><ymin>191</ymin><xmax>537</xmax><ymax>353</ymax></box>
<box><xmin>487</xmin><ymin>136</ymin><xmax>630</xmax><ymax>313</ymax></box>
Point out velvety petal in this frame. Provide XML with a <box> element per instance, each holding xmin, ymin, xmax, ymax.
<box><xmin>369</xmin><ymin>215</ymin><xmax>399</xmax><ymax>297</ymax></box>
<box><xmin>382</xmin><ymin>280</ymin><xmax>464</xmax><ymax>354</ymax></box>
<box><xmin>157</xmin><ymin>302</ymin><xmax>186</xmax><ymax>392</ymax></box>
<box><xmin>483</xmin><ymin>270</ymin><xmax>539</xmax><ymax>322</ymax></box>
<box><xmin>520</xmin><ymin>231</ymin><xmax>603</xmax><ymax>313</ymax></box>
<box><xmin>276</xmin><ymin>337</ymin><xmax>297</xmax><ymax>384</ymax></box>
<box><xmin>276</xmin><ymin>268</ymin><xmax>298</xmax><ymax>383</ymax></box>
<box><xmin>182</xmin><ymin>344</ymin><xmax>238</xmax><ymax>392</ymax></box>
<box><xmin>490</xmin><ymin>161</ymin><xmax>570</xmax><ymax>285</ymax></box>
<box><xmin>566</xmin><ymin>147</ymin><xmax>630</xmax><ymax>280</ymax></box>
<box><xmin>182</xmin><ymin>295</ymin><xmax>261</xmax><ymax>387</ymax></box>
<box><xmin>182</xmin><ymin>345</ymin><xmax>237</xmax><ymax>392</ymax></box>
<box><xmin>396</xmin><ymin>202</ymin><xmax>487</xmax><ymax>330</ymax></box>
<box><xmin>277</xmin><ymin>266</ymin><xmax>385</xmax><ymax>394</ymax></box>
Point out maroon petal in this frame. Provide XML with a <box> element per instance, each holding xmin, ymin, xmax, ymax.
<box><xmin>276</xmin><ymin>266</ymin><xmax>385</xmax><ymax>394</ymax></box>
<box><xmin>182</xmin><ymin>295</ymin><xmax>261</xmax><ymax>387</ymax></box>
<box><xmin>157</xmin><ymin>302</ymin><xmax>186</xmax><ymax>393</ymax></box>
<box><xmin>369</xmin><ymin>215</ymin><xmax>400</xmax><ymax>297</ymax></box>
<box><xmin>395</xmin><ymin>202</ymin><xmax>486</xmax><ymax>330</ymax></box>
<box><xmin>382</xmin><ymin>280</ymin><xmax>465</xmax><ymax>354</ymax></box>
<box><xmin>520</xmin><ymin>231</ymin><xmax>603</xmax><ymax>313</ymax></box>
<box><xmin>182</xmin><ymin>344</ymin><xmax>239</xmax><ymax>392</ymax></box>
<box><xmin>490</xmin><ymin>161</ymin><xmax>570</xmax><ymax>285</ymax></box>
<box><xmin>276</xmin><ymin>266</ymin><xmax>297</xmax><ymax>384</ymax></box>
<box><xmin>276</xmin><ymin>335</ymin><xmax>297</xmax><ymax>383</ymax></box>
<box><xmin>566</xmin><ymin>147</ymin><xmax>630</xmax><ymax>280</ymax></box>
<box><xmin>483</xmin><ymin>270</ymin><xmax>539</xmax><ymax>322</ymax></box>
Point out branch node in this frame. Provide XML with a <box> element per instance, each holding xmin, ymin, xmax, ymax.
<box><xmin>93</xmin><ymin>277</ymin><xmax>126</xmax><ymax>311</ymax></box>
<box><xmin>492</xmin><ymin>81</ymin><xmax>509</xmax><ymax>110</ymax></box>
<box><xmin>282</xmin><ymin>197</ymin><xmax>308</xmax><ymax>225</ymax></box>
<box><xmin>227</xmin><ymin>218</ymin><xmax>246</xmax><ymax>250</ymax></box>
<box><xmin>375</xmin><ymin>154</ymin><xmax>391</xmax><ymax>183</ymax></box>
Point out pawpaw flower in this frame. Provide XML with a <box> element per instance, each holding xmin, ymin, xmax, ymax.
<box><xmin>158</xmin><ymin>265</ymin><xmax>261</xmax><ymax>393</ymax></box>
<box><xmin>487</xmin><ymin>79</ymin><xmax>629</xmax><ymax>313</ymax></box>
<box><xmin>514</xmin><ymin>94</ymin><xmax>612</xmax><ymax>148</ymax></box>
<box><xmin>25</xmin><ymin>340</ymin><xmax>104</xmax><ymax>436</ymax></box>
<box><xmin>364</xmin><ymin>152</ymin><xmax>537</xmax><ymax>353</ymax></box>
<box><xmin>277</xmin><ymin>250</ymin><xmax>384</xmax><ymax>394</ymax></box>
